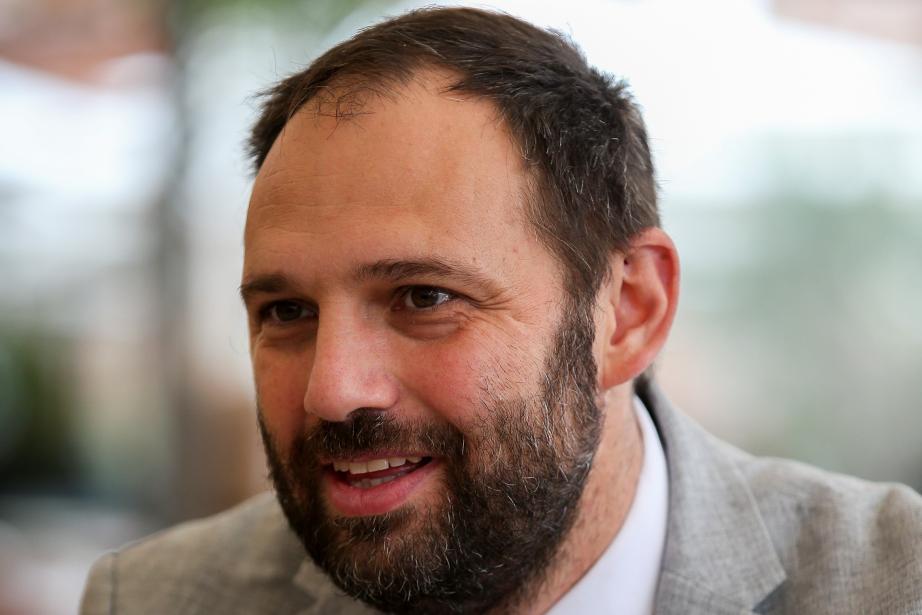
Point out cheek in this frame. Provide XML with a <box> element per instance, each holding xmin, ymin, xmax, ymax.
<box><xmin>400</xmin><ymin>332</ymin><xmax>535</xmax><ymax>427</ymax></box>
<box><xmin>409</xmin><ymin>350</ymin><xmax>480</xmax><ymax>421</ymax></box>
<box><xmin>253</xmin><ymin>348</ymin><xmax>310</xmax><ymax>449</ymax></box>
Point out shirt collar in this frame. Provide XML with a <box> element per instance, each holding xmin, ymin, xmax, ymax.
<box><xmin>546</xmin><ymin>395</ymin><xmax>669</xmax><ymax>615</ymax></box>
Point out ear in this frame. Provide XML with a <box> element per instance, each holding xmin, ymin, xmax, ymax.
<box><xmin>595</xmin><ymin>228</ymin><xmax>680</xmax><ymax>390</ymax></box>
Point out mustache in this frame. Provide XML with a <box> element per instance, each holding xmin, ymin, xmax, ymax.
<box><xmin>291</xmin><ymin>409</ymin><xmax>467</xmax><ymax>464</ymax></box>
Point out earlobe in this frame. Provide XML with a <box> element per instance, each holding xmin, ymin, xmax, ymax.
<box><xmin>597</xmin><ymin>228</ymin><xmax>680</xmax><ymax>390</ymax></box>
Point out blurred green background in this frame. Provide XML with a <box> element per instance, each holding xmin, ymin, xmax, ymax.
<box><xmin>0</xmin><ymin>0</ymin><xmax>920</xmax><ymax>612</ymax></box>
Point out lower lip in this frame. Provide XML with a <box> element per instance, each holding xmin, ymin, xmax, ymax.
<box><xmin>323</xmin><ymin>459</ymin><xmax>440</xmax><ymax>517</ymax></box>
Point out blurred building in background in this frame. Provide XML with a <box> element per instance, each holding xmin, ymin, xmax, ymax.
<box><xmin>0</xmin><ymin>0</ymin><xmax>919</xmax><ymax>612</ymax></box>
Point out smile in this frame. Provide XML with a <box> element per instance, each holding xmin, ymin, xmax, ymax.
<box><xmin>323</xmin><ymin>455</ymin><xmax>437</xmax><ymax>516</ymax></box>
<box><xmin>331</xmin><ymin>456</ymin><xmax>430</xmax><ymax>488</ymax></box>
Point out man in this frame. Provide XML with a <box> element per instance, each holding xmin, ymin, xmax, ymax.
<box><xmin>81</xmin><ymin>7</ymin><xmax>922</xmax><ymax>614</ymax></box>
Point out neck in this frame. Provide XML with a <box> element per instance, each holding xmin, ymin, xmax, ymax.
<box><xmin>505</xmin><ymin>385</ymin><xmax>644</xmax><ymax>615</ymax></box>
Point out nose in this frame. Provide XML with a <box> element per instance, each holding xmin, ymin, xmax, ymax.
<box><xmin>303</xmin><ymin>312</ymin><xmax>399</xmax><ymax>422</ymax></box>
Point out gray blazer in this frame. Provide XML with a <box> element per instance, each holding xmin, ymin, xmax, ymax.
<box><xmin>80</xmin><ymin>382</ymin><xmax>922</xmax><ymax>614</ymax></box>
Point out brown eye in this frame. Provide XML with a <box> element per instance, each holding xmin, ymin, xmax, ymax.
<box><xmin>401</xmin><ymin>287</ymin><xmax>454</xmax><ymax>310</ymax></box>
<box><xmin>266</xmin><ymin>301</ymin><xmax>311</xmax><ymax>323</ymax></box>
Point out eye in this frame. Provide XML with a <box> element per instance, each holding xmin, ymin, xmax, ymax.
<box><xmin>399</xmin><ymin>286</ymin><xmax>455</xmax><ymax>310</ymax></box>
<box><xmin>261</xmin><ymin>300</ymin><xmax>313</xmax><ymax>324</ymax></box>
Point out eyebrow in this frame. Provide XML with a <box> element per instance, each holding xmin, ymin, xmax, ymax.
<box><xmin>353</xmin><ymin>258</ymin><xmax>500</xmax><ymax>294</ymax></box>
<box><xmin>239</xmin><ymin>273</ymin><xmax>294</xmax><ymax>305</ymax></box>
<box><xmin>240</xmin><ymin>258</ymin><xmax>502</xmax><ymax>305</ymax></box>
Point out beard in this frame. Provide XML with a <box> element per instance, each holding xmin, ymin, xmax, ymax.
<box><xmin>259</xmin><ymin>301</ymin><xmax>603</xmax><ymax>614</ymax></box>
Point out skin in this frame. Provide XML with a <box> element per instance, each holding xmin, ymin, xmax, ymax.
<box><xmin>242</xmin><ymin>70</ymin><xmax>680</xmax><ymax>614</ymax></box>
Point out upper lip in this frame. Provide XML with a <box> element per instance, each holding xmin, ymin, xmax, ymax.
<box><xmin>320</xmin><ymin>452</ymin><xmax>432</xmax><ymax>465</ymax></box>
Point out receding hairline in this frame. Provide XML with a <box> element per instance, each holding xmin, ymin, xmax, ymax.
<box><xmin>253</xmin><ymin>64</ymin><xmax>539</xmax><ymax>221</ymax></box>
<box><xmin>260</xmin><ymin>63</ymin><xmax>526</xmax><ymax>166</ymax></box>
<box><xmin>248</xmin><ymin>65</ymin><xmax>543</xmax><ymax>251</ymax></box>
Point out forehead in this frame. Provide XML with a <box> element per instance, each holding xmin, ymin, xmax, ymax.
<box><xmin>244</xmin><ymin>70</ymin><xmax>550</xmax><ymax>282</ymax></box>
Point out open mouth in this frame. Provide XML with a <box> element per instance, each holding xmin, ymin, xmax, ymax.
<box><xmin>329</xmin><ymin>456</ymin><xmax>434</xmax><ymax>489</ymax></box>
<box><xmin>322</xmin><ymin>453</ymin><xmax>439</xmax><ymax>516</ymax></box>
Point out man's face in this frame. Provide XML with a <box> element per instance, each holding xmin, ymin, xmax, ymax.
<box><xmin>243</xmin><ymin>74</ymin><xmax>604</xmax><ymax>613</ymax></box>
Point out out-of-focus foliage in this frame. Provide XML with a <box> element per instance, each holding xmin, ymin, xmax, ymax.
<box><xmin>0</xmin><ymin>331</ymin><xmax>79</xmax><ymax>492</ymax></box>
<box><xmin>665</xmin><ymin>134</ymin><xmax>922</xmax><ymax>487</ymax></box>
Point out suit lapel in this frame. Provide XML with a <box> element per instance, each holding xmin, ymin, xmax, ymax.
<box><xmin>638</xmin><ymin>379</ymin><xmax>787</xmax><ymax>614</ymax></box>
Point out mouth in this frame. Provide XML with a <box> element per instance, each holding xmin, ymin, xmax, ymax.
<box><xmin>322</xmin><ymin>454</ymin><xmax>438</xmax><ymax>517</ymax></box>
<box><xmin>330</xmin><ymin>455</ymin><xmax>433</xmax><ymax>488</ymax></box>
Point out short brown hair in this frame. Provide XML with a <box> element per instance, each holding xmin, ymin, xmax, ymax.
<box><xmin>248</xmin><ymin>7</ymin><xmax>659</xmax><ymax>300</ymax></box>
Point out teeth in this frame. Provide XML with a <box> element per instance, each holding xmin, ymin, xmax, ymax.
<box><xmin>333</xmin><ymin>456</ymin><xmax>424</xmax><ymax>475</ymax></box>
<box><xmin>388</xmin><ymin>457</ymin><xmax>407</xmax><ymax>468</ymax></box>
<box><xmin>366</xmin><ymin>458</ymin><xmax>389</xmax><ymax>472</ymax></box>
<box><xmin>347</xmin><ymin>461</ymin><xmax>368</xmax><ymax>474</ymax></box>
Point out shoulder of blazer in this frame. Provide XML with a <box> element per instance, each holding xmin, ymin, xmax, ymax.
<box><xmin>638</xmin><ymin>377</ymin><xmax>922</xmax><ymax>615</ymax></box>
<box><xmin>79</xmin><ymin>492</ymin><xmax>374</xmax><ymax>614</ymax></box>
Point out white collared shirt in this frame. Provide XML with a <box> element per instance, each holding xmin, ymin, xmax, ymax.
<box><xmin>546</xmin><ymin>396</ymin><xmax>669</xmax><ymax>614</ymax></box>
